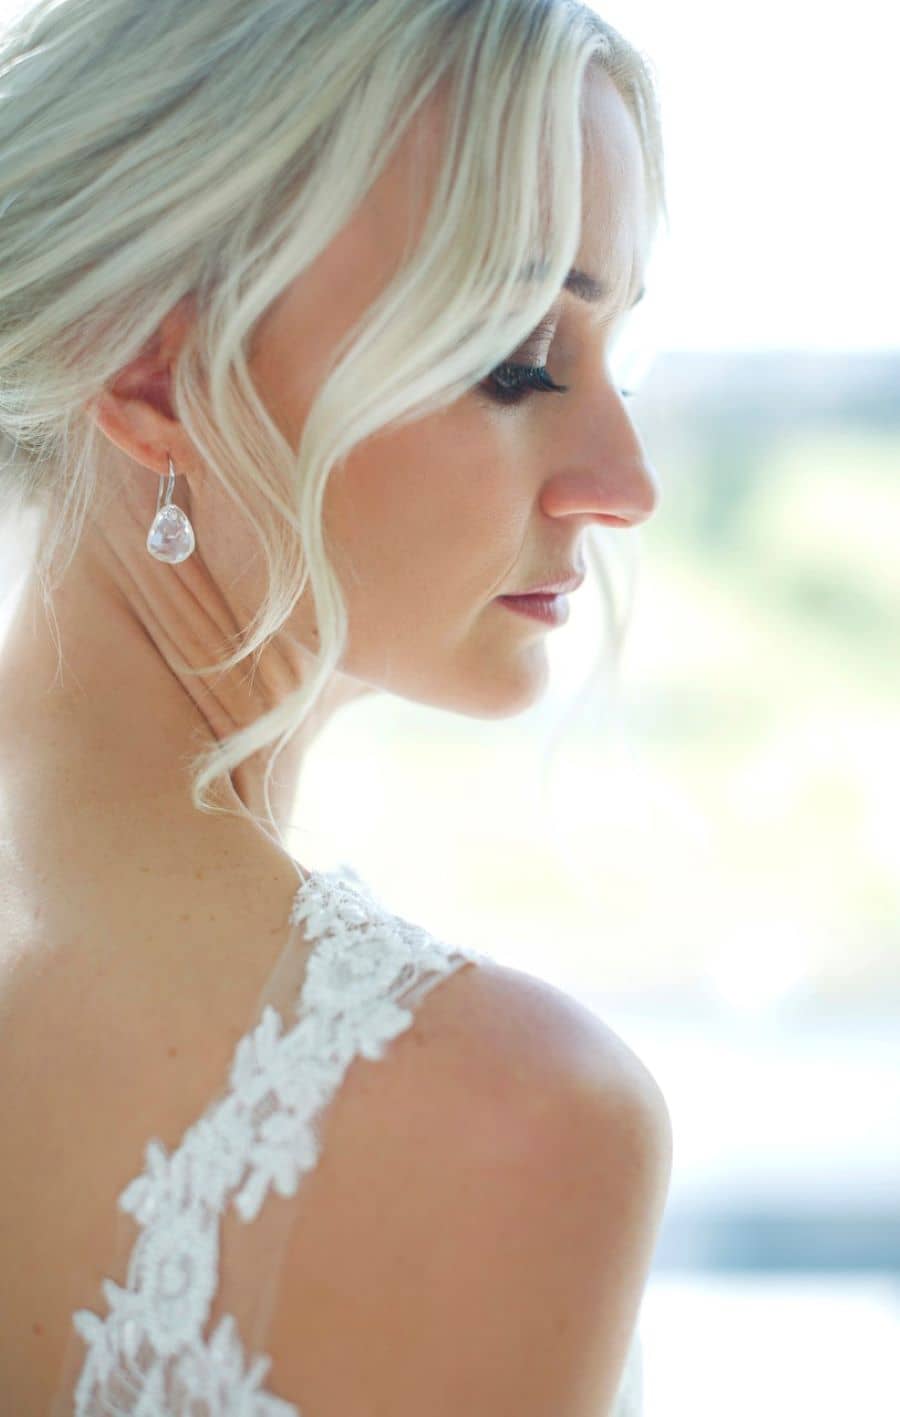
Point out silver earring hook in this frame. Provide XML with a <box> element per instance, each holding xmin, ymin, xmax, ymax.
<box><xmin>156</xmin><ymin>453</ymin><xmax>177</xmax><ymax>515</ymax></box>
<box><xmin>146</xmin><ymin>451</ymin><xmax>197</xmax><ymax>564</ymax></box>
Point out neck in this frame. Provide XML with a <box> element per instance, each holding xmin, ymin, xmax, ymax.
<box><xmin>0</xmin><ymin>560</ymin><xmax>306</xmax><ymax>848</ymax></box>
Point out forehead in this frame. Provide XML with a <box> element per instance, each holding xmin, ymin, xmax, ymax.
<box><xmin>419</xmin><ymin>64</ymin><xmax>650</xmax><ymax>306</ymax></box>
<box><xmin>274</xmin><ymin>63</ymin><xmax>649</xmax><ymax>342</ymax></box>
<box><xmin>576</xmin><ymin>66</ymin><xmax>650</xmax><ymax>304</ymax></box>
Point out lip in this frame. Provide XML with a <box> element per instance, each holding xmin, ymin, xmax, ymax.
<box><xmin>503</xmin><ymin>571</ymin><xmax>585</xmax><ymax>597</ymax></box>
<box><xmin>497</xmin><ymin>592</ymin><xmax>571</xmax><ymax>627</ymax></box>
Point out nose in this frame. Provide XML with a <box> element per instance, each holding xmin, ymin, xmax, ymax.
<box><xmin>540</xmin><ymin>457</ymin><xmax>661</xmax><ymax>526</ymax></box>
<box><xmin>538</xmin><ymin>376</ymin><xmax>663</xmax><ymax>525</ymax></box>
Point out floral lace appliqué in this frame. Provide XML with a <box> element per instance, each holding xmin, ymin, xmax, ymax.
<box><xmin>69</xmin><ymin>865</ymin><xmax>482</xmax><ymax>1416</ymax></box>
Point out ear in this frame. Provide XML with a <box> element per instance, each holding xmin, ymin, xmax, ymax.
<box><xmin>88</xmin><ymin>293</ymin><xmax>200</xmax><ymax>478</ymax></box>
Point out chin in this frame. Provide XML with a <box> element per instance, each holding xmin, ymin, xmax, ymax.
<box><xmin>445</xmin><ymin>657</ymin><xmax>552</xmax><ymax>721</ymax></box>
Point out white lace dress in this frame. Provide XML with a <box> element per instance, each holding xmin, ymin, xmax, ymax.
<box><xmin>51</xmin><ymin>862</ymin><xmax>644</xmax><ymax>1415</ymax></box>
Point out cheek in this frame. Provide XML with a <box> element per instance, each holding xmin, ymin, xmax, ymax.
<box><xmin>324</xmin><ymin>447</ymin><xmax>435</xmax><ymax>596</ymax></box>
<box><xmin>326</xmin><ymin>416</ymin><xmax>519</xmax><ymax>602</ymax></box>
<box><xmin>331</xmin><ymin>422</ymin><xmax>504</xmax><ymax>578</ymax></box>
<box><xmin>405</xmin><ymin>408</ymin><xmax>531</xmax><ymax>576</ymax></box>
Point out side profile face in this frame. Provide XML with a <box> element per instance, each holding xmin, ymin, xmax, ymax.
<box><xmin>0</xmin><ymin>61</ymin><xmax>660</xmax><ymax>836</ymax></box>
<box><xmin>246</xmin><ymin>61</ymin><xmax>659</xmax><ymax>720</ymax></box>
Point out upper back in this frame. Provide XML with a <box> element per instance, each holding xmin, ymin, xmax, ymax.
<box><xmin>0</xmin><ymin>857</ymin><xmax>482</xmax><ymax>1411</ymax></box>
<box><xmin>0</xmin><ymin>856</ymin><xmax>666</xmax><ymax>1415</ymax></box>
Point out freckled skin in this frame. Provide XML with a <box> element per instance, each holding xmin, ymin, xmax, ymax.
<box><xmin>0</xmin><ymin>66</ymin><xmax>658</xmax><ymax>844</ymax></box>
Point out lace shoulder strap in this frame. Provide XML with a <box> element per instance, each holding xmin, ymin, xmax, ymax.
<box><xmin>50</xmin><ymin>864</ymin><xmax>485</xmax><ymax>1416</ymax></box>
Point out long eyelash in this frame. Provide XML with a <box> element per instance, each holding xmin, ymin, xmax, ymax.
<box><xmin>485</xmin><ymin>361</ymin><xmax>569</xmax><ymax>405</ymax></box>
<box><xmin>482</xmin><ymin>361</ymin><xmax>634</xmax><ymax>407</ymax></box>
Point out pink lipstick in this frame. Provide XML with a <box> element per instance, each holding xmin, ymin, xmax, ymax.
<box><xmin>497</xmin><ymin>593</ymin><xmax>571</xmax><ymax>626</ymax></box>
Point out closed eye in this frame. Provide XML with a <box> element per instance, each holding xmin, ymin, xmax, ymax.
<box><xmin>480</xmin><ymin>360</ymin><xmax>636</xmax><ymax>408</ymax></box>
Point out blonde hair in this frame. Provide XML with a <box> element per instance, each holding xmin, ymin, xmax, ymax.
<box><xmin>0</xmin><ymin>0</ymin><xmax>668</xmax><ymax>849</ymax></box>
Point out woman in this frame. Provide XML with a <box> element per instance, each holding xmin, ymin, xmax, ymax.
<box><xmin>0</xmin><ymin>0</ymin><xmax>672</xmax><ymax>1411</ymax></box>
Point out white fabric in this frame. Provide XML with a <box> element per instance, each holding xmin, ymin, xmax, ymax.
<box><xmin>50</xmin><ymin>861</ymin><xmax>643</xmax><ymax>1415</ymax></box>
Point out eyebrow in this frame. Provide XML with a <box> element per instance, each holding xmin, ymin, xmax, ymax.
<box><xmin>521</xmin><ymin>262</ymin><xmax>645</xmax><ymax>309</ymax></box>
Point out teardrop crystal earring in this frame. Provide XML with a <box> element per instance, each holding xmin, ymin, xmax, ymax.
<box><xmin>146</xmin><ymin>452</ymin><xmax>196</xmax><ymax>564</ymax></box>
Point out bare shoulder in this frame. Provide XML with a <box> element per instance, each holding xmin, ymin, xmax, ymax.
<box><xmin>453</xmin><ymin>957</ymin><xmax>673</xmax><ymax>1136</ymax></box>
<box><xmin>265</xmin><ymin>956</ymin><xmax>672</xmax><ymax>1414</ymax></box>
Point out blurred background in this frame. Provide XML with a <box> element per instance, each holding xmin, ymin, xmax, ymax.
<box><xmin>288</xmin><ymin>1</ymin><xmax>899</xmax><ymax>1410</ymax></box>
<box><xmin>1</xmin><ymin>0</ymin><xmax>898</xmax><ymax>1412</ymax></box>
